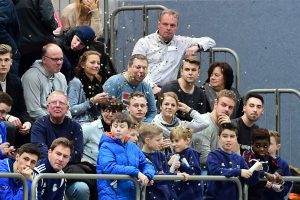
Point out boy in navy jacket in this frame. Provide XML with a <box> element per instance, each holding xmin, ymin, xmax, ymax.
<box><xmin>243</xmin><ymin>128</ymin><xmax>283</xmax><ymax>200</ymax></box>
<box><xmin>206</xmin><ymin>122</ymin><xmax>260</xmax><ymax>200</ymax></box>
<box><xmin>140</xmin><ymin>124</ymin><xmax>178</xmax><ymax>200</ymax></box>
<box><xmin>169</xmin><ymin>126</ymin><xmax>202</xmax><ymax>200</ymax></box>
<box><xmin>34</xmin><ymin>137</ymin><xmax>73</xmax><ymax>200</ymax></box>
<box><xmin>264</xmin><ymin>130</ymin><xmax>292</xmax><ymax>200</ymax></box>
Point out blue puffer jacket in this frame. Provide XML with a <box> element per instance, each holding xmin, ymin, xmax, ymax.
<box><xmin>97</xmin><ymin>133</ymin><xmax>155</xmax><ymax>200</ymax></box>
<box><xmin>0</xmin><ymin>122</ymin><xmax>7</xmax><ymax>159</ymax></box>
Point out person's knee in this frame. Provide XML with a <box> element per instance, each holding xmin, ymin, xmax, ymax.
<box><xmin>66</xmin><ymin>181</ymin><xmax>90</xmax><ymax>200</ymax></box>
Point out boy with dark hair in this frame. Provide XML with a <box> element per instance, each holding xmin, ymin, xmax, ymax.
<box><xmin>243</xmin><ymin>128</ymin><xmax>283</xmax><ymax>200</ymax></box>
<box><xmin>264</xmin><ymin>130</ymin><xmax>292</xmax><ymax>200</ymax></box>
<box><xmin>0</xmin><ymin>143</ymin><xmax>40</xmax><ymax>200</ymax></box>
<box><xmin>140</xmin><ymin>124</ymin><xmax>177</xmax><ymax>200</ymax></box>
<box><xmin>206</xmin><ymin>122</ymin><xmax>260</xmax><ymax>200</ymax></box>
<box><xmin>96</xmin><ymin>112</ymin><xmax>155</xmax><ymax>200</ymax></box>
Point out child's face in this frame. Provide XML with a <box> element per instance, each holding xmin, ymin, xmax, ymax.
<box><xmin>127</xmin><ymin>129</ymin><xmax>138</xmax><ymax>143</ymax></box>
<box><xmin>268</xmin><ymin>136</ymin><xmax>280</xmax><ymax>156</ymax></box>
<box><xmin>252</xmin><ymin>139</ymin><xmax>270</xmax><ymax>157</ymax></box>
<box><xmin>111</xmin><ymin>121</ymin><xmax>129</xmax><ymax>141</ymax></box>
<box><xmin>218</xmin><ymin>129</ymin><xmax>237</xmax><ymax>153</ymax></box>
<box><xmin>171</xmin><ymin>137</ymin><xmax>190</xmax><ymax>153</ymax></box>
<box><xmin>146</xmin><ymin>133</ymin><xmax>163</xmax><ymax>152</ymax></box>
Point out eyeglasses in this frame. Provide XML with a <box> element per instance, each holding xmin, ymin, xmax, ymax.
<box><xmin>48</xmin><ymin>100</ymin><xmax>68</xmax><ymax>107</ymax></box>
<box><xmin>44</xmin><ymin>55</ymin><xmax>63</xmax><ymax>62</ymax></box>
<box><xmin>0</xmin><ymin>109</ymin><xmax>9</xmax><ymax>114</ymax></box>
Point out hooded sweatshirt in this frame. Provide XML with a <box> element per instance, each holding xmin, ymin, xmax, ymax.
<box><xmin>21</xmin><ymin>60</ymin><xmax>67</xmax><ymax>120</ymax></box>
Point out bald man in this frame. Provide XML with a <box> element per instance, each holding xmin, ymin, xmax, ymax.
<box><xmin>21</xmin><ymin>43</ymin><xmax>67</xmax><ymax>120</ymax></box>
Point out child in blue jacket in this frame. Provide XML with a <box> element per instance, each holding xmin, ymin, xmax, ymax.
<box><xmin>264</xmin><ymin>130</ymin><xmax>292</xmax><ymax>200</ymax></box>
<box><xmin>169</xmin><ymin>126</ymin><xmax>202</xmax><ymax>200</ymax></box>
<box><xmin>206</xmin><ymin>122</ymin><xmax>260</xmax><ymax>200</ymax></box>
<box><xmin>97</xmin><ymin>112</ymin><xmax>155</xmax><ymax>200</ymax></box>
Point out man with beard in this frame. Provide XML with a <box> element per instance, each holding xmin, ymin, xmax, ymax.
<box><xmin>232</xmin><ymin>92</ymin><xmax>264</xmax><ymax>155</ymax></box>
<box><xmin>103</xmin><ymin>54</ymin><xmax>156</xmax><ymax>122</ymax></box>
<box><xmin>191</xmin><ymin>89</ymin><xmax>237</xmax><ymax>171</ymax></box>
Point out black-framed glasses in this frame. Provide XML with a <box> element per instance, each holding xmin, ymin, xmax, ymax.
<box><xmin>44</xmin><ymin>55</ymin><xmax>63</xmax><ymax>62</ymax></box>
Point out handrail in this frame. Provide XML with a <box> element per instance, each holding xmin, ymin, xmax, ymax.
<box><xmin>109</xmin><ymin>5</ymin><xmax>167</xmax><ymax>63</ymax></box>
<box><xmin>31</xmin><ymin>173</ymin><xmax>141</xmax><ymax>200</ymax></box>
<box><xmin>0</xmin><ymin>173</ymin><xmax>28</xmax><ymax>200</ymax></box>
<box><xmin>209</xmin><ymin>47</ymin><xmax>240</xmax><ymax>90</ymax></box>
<box><xmin>142</xmin><ymin>175</ymin><xmax>243</xmax><ymax>200</ymax></box>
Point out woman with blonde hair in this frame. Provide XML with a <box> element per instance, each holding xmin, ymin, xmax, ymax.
<box><xmin>61</xmin><ymin>0</ymin><xmax>103</xmax><ymax>37</ymax></box>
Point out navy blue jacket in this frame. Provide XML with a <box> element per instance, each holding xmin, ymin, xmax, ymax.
<box><xmin>97</xmin><ymin>133</ymin><xmax>155</xmax><ymax>200</ymax></box>
<box><xmin>171</xmin><ymin>147</ymin><xmax>202</xmax><ymax>200</ymax></box>
<box><xmin>0</xmin><ymin>158</ymin><xmax>33</xmax><ymax>200</ymax></box>
<box><xmin>243</xmin><ymin>149</ymin><xmax>281</xmax><ymax>200</ymax></box>
<box><xmin>207</xmin><ymin>148</ymin><xmax>260</xmax><ymax>200</ymax></box>
<box><xmin>34</xmin><ymin>158</ymin><xmax>66</xmax><ymax>200</ymax></box>
<box><xmin>143</xmin><ymin>150</ymin><xmax>177</xmax><ymax>200</ymax></box>
<box><xmin>31</xmin><ymin>115</ymin><xmax>83</xmax><ymax>163</ymax></box>
<box><xmin>264</xmin><ymin>156</ymin><xmax>292</xmax><ymax>200</ymax></box>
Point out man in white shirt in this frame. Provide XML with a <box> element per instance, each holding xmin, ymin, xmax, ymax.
<box><xmin>132</xmin><ymin>9</ymin><xmax>216</xmax><ymax>94</ymax></box>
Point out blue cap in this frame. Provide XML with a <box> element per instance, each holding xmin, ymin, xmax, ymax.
<box><xmin>75</xmin><ymin>25</ymin><xmax>96</xmax><ymax>46</ymax></box>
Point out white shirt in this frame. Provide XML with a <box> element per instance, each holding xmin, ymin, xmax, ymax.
<box><xmin>132</xmin><ymin>31</ymin><xmax>216</xmax><ymax>86</ymax></box>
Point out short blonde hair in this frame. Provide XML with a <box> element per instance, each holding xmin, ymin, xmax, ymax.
<box><xmin>139</xmin><ymin>124</ymin><xmax>163</xmax><ymax>143</ymax></box>
<box><xmin>170</xmin><ymin>126</ymin><xmax>192</xmax><ymax>141</ymax></box>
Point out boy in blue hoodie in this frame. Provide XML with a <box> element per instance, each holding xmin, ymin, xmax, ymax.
<box><xmin>169</xmin><ymin>126</ymin><xmax>202</xmax><ymax>200</ymax></box>
<box><xmin>96</xmin><ymin>112</ymin><xmax>155</xmax><ymax>200</ymax></box>
<box><xmin>264</xmin><ymin>130</ymin><xmax>292</xmax><ymax>200</ymax></box>
<box><xmin>206</xmin><ymin>122</ymin><xmax>260</xmax><ymax>200</ymax></box>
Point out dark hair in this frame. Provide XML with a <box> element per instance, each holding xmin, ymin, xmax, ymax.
<box><xmin>73</xmin><ymin>50</ymin><xmax>101</xmax><ymax>79</ymax></box>
<box><xmin>111</xmin><ymin>112</ymin><xmax>132</xmax><ymax>128</ymax></box>
<box><xmin>128</xmin><ymin>54</ymin><xmax>148</xmax><ymax>68</ymax></box>
<box><xmin>0</xmin><ymin>92</ymin><xmax>13</xmax><ymax>106</ymax></box>
<box><xmin>243</xmin><ymin>92</ymin><xmax>264</xmax><ymax>105</ymax></box>
<box><xmin>180</xmin><ymin>56</ymin><xmax>201</xmax><ymax>69</ymax></box>
<box><xmin>159</xmin><ymin>92</ymin><xmax>179</xmax><ymax>107</ymax></box>
<box><xmin>206</xmin><ymin>62</ymin><xmax>234</xmax><ymax>90</ymax></box>
<box><xmin>269</xmin><ymin>130</ymin><xmax>280</xmax><ymax>144</ymax></box>
<box><xmin>99</xmin><ymin>97</ymin><xmax>125</xmax><ymax>113</ymax></box>
<box><xmin>139</xmin><ymin>124</ymin><xmax>163</xmax><ymax>143</ymax></box>
<box><xmin>128</xmin><ymin>91</ymin><xmax>147</xmax><ymax>105</ymax></box>
<box><xmin>0</xmin><ymin>44</ymin><xmax>13</xmax><ymax>58</ymax></box>
<box><xmin>251</xmin><ymin>128</ymin><xmax>270</xmax><ymax>144</ymax></box>
<box><xmin>16</xmin><ymin>143</ymin><xmax>41</xmax><ymax>160</ymax></box>
<box><xmin>218</xmin><ymin>122</ymin><xmax>238</xmax><ymax>136</ymax></box>
<box><xmin>50</xmin><ymin>137</ymin><xmax>74</xmax><ymax>153</ymax></box>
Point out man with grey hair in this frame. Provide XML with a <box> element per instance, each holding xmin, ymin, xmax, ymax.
<box><xmin>103</xmin><ymin>54</ymin><xmax>157</xmax><ymax>122</ymax></box>
<box><xmin>21</xmin><ymin>43</ymin><xmax>67</xmax><ymax>120</ymax></box>
<box><xmin>132</xmin><ymin>9</ymin><xmax>216</xmax><ymax>94</ymax></box>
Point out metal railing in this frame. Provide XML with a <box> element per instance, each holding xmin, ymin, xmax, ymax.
<box><xmin>243</xmin><ymin>176</ymin><xmax>299</xmax><ymax>200</ymax></box>
<box><xmin>31</xmin><ymin>173</ymin><xmax>141</xmax><ymax>200</ymax></box>
<box><xmin>0</xmin><ymin>173</ymin><xmax>29</xmax><ymax>200</ymax></box>
<box><xmin>109</xmin><ymin>5</ymin><xmax>167</xmax><ymax>63</ymax></box>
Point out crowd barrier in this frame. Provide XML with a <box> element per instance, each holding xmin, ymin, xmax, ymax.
<box><xmin>0</xmin><ymin>173</ymin><xmax>29</xmax><ymax>200</ymax></box>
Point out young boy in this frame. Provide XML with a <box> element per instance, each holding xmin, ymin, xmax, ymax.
<box><xmin>264</xmin><ymin>130</ymin><xmax>292</xmax><ymax>200</ymax></box>
<box><xmin>169</xmin><ymin>126</ymin><xmax>202</xmax><ymax>200</ymax></box>
<box><xmin>140</xmin><ymin>124</ymin><xmax>177</xmax><ymax>200</ymax></box>
<box><xmin>206</xmin><ymin>122</ymin><xmax>260</xmax><ymax>200</ymax></box>
<box><xmin>96</xmin><ymin>112</ymin><xmax>155</xmax><ymax>200</ymax></box>
<box><xmin>127</xmin><ymin>125</ymin><xmax>139</xmax><ymax>144</ymax></box>
<box><xmin>243</xmin><ymin>128</ymin><xmax>283</xmax><ymax>200</ymax></box>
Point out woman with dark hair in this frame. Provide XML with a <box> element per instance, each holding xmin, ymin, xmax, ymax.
<box><xmin>202</xmin><ymin>62</ymin><xmax>243</xmax><ymax>118</ymax></box>
<box><xmin>67</xmin><ymin>50</ymin><xmax>108</xmax><ymax>124</ymax></box>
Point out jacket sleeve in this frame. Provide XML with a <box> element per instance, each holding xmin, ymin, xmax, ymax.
<box><xmin>38</xmin><ymin>0</ymin><xmax>58</xmax><ymax>31</ymax></box>
<box><xmin>207</xmin><ymin>152</ymin><xmax>241</xmax><ymax>177</ymax></box>
<box><xmin>67</xmin><ymin>79</ymin><xmax>92</xmax><ymax>117</ymax></box>
<box><xmin>90</xmin><ymin>8</ymin><xmax>104</xmax><ymax>37</ymax></box>
<box><xmin>0</xmin><ymin>177</ymin><xmax>32</xmax><ymax>200</ymax></box>
<box><xmin>98</xmin><ymin>144</ymin><xmax>140</xmax><ymax>177</ymax></box>
<box><xmin>103</xmin><ymin>77</ymin><xmax>119</xmax><ymax>98</ymax></box>
<box><xmin>30</xmin><ymin>119</ymin><xmax>48</xmax><ymax>159</ymax></box>
<box><xmin>144</xmin><ymin>85</ymin><xmax>157</xmax><ymax>123</ymax></box>
<box><xmin>182</xmin><ymin>110</ymin><xmax>209</xmax><ymax>133</ymax></box>
<box><xmin>71</xmin><ymin>122</ymin><xmax>83</xmax><ymax>163</ymax></box>
<box><xmin>138</xmin><ymin>149</ymin><xmax>155</xmax><ymax>180</ymax></box>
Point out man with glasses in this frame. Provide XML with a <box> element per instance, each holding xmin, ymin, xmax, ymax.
<box><xmin>30</xmin><ymin>91</ymin><xmax>82</xmax><ymax>162</ymax></box>
<box><xmin>21</xmin><ymin>43</ymin><xmax>67</xmax><ymax>121</ymax></box>
<box><xmin>103</xmin><ymin>54</ymin><xmax>157</xmax><ymax>122</ymax></box>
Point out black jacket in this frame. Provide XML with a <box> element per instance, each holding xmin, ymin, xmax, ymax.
<box><xmin>14</xmin><ymin>0</ymin><xmax>57</xmax><ymax>54</ymax></box>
